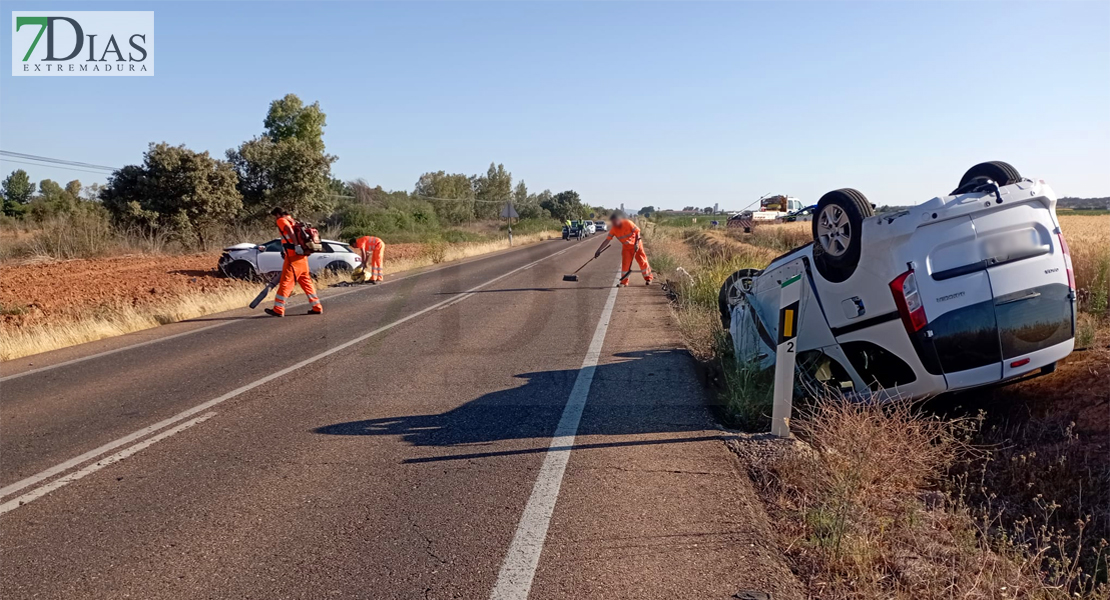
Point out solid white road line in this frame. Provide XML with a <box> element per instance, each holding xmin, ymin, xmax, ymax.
<box><xmin>0</xmin><ymin>412</ymin><xmax>217</xmax><ymax>515</ymax></box>
<box><xmin>0</xmin><ymin>244</ymin><xmax>578</xmax><ymax>509</ymax></box>
<box><xmin>0</xmin><ymin>240</ymin><xmax>562</xmax><ymax>383</ymax></box>
<box><xmin>489</xmin><ymin>274</ymin><xmax>621</xmax><ymax>600</ymax></box>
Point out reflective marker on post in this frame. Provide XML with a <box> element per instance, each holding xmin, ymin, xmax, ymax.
<box><xmin>771</xmin><ymin>273</ymin><xmax>802</xmax><ymax>438</ymax></box>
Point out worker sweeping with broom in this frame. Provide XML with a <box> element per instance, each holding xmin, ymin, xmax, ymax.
<box><xmin>594</xmin><ymin>211</ymin><xmax>652</xmax><ymax>287</ymax></box>
<box><xmin>351</xmin><ymin>235</ymin><xmax>385</xmax><ymax>284</ymax></box>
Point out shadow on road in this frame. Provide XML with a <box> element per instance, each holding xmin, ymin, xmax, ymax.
<box><xmin>314</xmin><ymin>350</ymin><xmax>717</xmax><ymax>462</ymax></box>
<box><xmin>433</xmin><ymin>286</ymin><xmax>615</xmax><ymax>295</ymax></box>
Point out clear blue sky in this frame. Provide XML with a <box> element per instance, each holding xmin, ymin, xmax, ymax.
<box><xmin>3</xmin><ymin>1</ymin><xmax>1108</xmax><ymax>211</ymax></box>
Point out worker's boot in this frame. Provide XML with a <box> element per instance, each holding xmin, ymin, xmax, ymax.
<box><xmin>265</xmin><ymin>308</ymin><xmax>284</xmax><ymax>318</ymax></box>
<box><xmin>307</xmin><ymin>309</ymin><xmax>322</xmax><ymax>315</ymax></box>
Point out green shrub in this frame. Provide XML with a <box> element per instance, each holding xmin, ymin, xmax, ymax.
<box><xmin>501</xmin><ymin>218</ymin><xmax>561</xmax><ymax>236</ymax></box>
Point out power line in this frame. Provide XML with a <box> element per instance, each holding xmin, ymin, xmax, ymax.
<box><xmin>413</xmin><ymin>194</ymin><xmax>508</xmax><ymax>204</ymax></box>
<box><xmin>0</xmin><ymin>151</ymin><xmax>120</xmax><ymax>172</ymax></box>
<box><xmin>0</xmin><ymin>156</ymin><xmax>120</xmax><ymax>175</ymax></box>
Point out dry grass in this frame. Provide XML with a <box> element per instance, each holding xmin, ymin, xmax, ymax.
<box><xmin>1</xmin><ymin>232</ymin><xmax>555</xmax><ymax>362</ymax></box>
<box><xmin>1059</xmin><ymin>214</ymin><xmax>1110</xmax><ymax>315</ymax></box>
<box><xmin>754</xmin><ymin>398</ymin><xmax>1109</xmax><ymax>599</ymax></box>
<box><xmin>0</xmin><ymin>283</ymin><xmax>262</xmax><ymax>360</ymax></box>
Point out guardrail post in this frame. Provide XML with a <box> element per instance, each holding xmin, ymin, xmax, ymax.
<box><xmin>771</xmin><ymin>274</ymin><xmax>802</xmax><ymax>438</ymax></box>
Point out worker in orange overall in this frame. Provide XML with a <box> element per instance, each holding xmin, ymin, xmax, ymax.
<box><xmin>351</xmin><ymin>235</ymin><xmax>385</xmax><ymax>284</ymax></box>
<box><xmin>266</xmin><ymin>207</ymin><xmax>323</xmax><ymax>317</ymax></box>
<box><xmin>595</xmin><ymin>211</ymin><xmax>652</xmax><ymax>287</ymax></box>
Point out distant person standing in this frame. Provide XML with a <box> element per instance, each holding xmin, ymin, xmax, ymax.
<box><xmin>266</xmin><ymin>207</ymin><xmax>323</xmax><ymax>316</ymax></box>
<box><xmin>595</xmin><ymin>211</ymin><xmax>652</xmax><ymax>286</ymax></box>
<box><xmin>351</xmin><ymin>235</ymin><xmax>385</xmax><ymax>283</ymax></box>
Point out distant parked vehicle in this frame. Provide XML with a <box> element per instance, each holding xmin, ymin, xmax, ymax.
<box><xmin>752</xmin><ymin>195</ymin><xmax>804</xmax><ymax>222</ymax></box>
<box><xmin>782</xmin><ymin>205</ymin><xmax>816</xmax><ymax>222</ymax></box>
<box><xmin>218</xmin><ymin>238</ymin><xmax>362</xmax><ymax>280</ymax></box>
<box><xmin>582</xmin><ymin>220</ymin><xmax>597</xmax><ymax>235</ymax></box>
<box><xmin>593</xmin><ymin>220</ymin><xmax>608</xmax><ymax>232</ymax></box>
<box><xmin>721</xmin><ymin>162</ymin><xmax>1075</xmax><ymax>401</ymax></box>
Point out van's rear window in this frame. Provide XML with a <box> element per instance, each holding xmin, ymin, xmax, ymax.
<box><xmin>996</xmin><ymin>284</ymin><xmax>1074</xmax><ymax>358</ymax></box>
<box><xmin>929</xmin><ymin>300</ymin><xmax>1001</xmax><ymax>373</ymax></box>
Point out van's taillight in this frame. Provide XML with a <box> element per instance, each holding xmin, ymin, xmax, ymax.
<box><xmin>1057</xmin><ymin>231</ymin><xmax>1075</xmax><ymax>291</ymax></box>
<box><xmin>890</xmin><ymin>269</ymin><xmax>928</xmax><ymax>332</ymax></box>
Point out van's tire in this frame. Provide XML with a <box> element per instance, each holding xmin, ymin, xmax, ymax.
<box><xmin>719</xmin><ymin>268</ymin><xmax>763</xmax><ymax>329</ymax></box>
<box><xmin>812</xmin><ymin>188</ymin><xmax>873</xmax><ymax>283</ymax></box>
<box><xmin>324</xmin><ymin>261</ymin><xmax>352</xmax><ymax>275</ymax></box>
<box><xmin>955</xmin><ymin>161</ymin><xmax>1021</xmax><ymax>193</ymax></box>
<box><xmin>222</xmin><ymin>259</ymin><xmax>257</xmax><ymax>281</ymax></box>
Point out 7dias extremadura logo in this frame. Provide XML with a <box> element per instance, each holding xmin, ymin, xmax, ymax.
<box><xmin>12</xmin><ymin>11</ymin><xmax>153</xmax><ymax>76</ymax></box>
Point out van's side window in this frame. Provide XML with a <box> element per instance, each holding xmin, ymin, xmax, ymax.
<box><xmin>840</xmin><ymin>341</ymin><xmax>917</xmax><ymax>390</ymax></box>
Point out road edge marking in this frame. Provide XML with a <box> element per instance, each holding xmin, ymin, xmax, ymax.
<box><xmin>0</xmin><ymin>412</ymin><xmax>218</xmax><ymax>515</ymax></box>
<box><xmin>488</xmin><ymin>275</ymin><xmax>621</xmax><ymax>600</ymax></box>
<box><xmin>0</xmin><ymin>244</ymin><xmax>578</xmax><ymax>506</ymax></box>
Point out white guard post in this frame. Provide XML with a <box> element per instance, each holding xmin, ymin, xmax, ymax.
<box><xmin>771</xmin><ymin>273</ymin><xmax>802</xmax><ymax>438</ymax></box>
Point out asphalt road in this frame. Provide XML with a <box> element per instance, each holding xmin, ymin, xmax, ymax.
<box><xmin>0</xmin><ymin>237</ymin><xmax>801</xmax><ymax>599</ymax></box>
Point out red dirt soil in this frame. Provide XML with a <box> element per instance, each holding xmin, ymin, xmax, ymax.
<box><xmin>1</xmin><ymin>254</ymin><xmax>234</xmax><ymax>326</ymax></box>
<box><xmin>0</xmin><ymin>243</ymin><xmax>431</xmax><ymax>328</ymax></box>
<box><xmin>1004</xmin><ymin>341</ymin><xmax>1110</xmax><ymax>439</ymax></box>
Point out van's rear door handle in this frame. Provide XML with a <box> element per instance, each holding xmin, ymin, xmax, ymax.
<box><xmin>996</xmin><ymin>291</ymin><xmax>1040</xmax><ymax>305</ymax></box>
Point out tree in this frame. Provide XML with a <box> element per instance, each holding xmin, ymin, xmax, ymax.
<box><xmin>638</xmin><ymin>206</ymin><xmax>655</xmax><ymax>217</ymax></box>
<box><xmin>228</xmin><ymin>94</ymin><xmax>336</xmax><ymax>218</ymax></box>
<box><xmin>2</xmin><ymin>169</ymin><xmax>35</xmax><ymax>216</ymax></box>
<box><xmin>101</xmin><ymin>142</ymin><xmax>242</xmax><ymax>247</ymax></box>
<box><xmin>510</xmin><ymin>180</ymin><xmax>545</xmax><ymax>220</ymax></box>
<box><xmin>472</xmin><ymin>163</ymin><xmax>512</xmax><ymax>220</ymax></box>
<box><xmin>65</xmin><ymin>180</ymin><xmax>83</xmax><ymax>201</ymax></box>
<box><xmin>541</xmin><ymin>190</ymin><xmax>586</xmax><ymax>222</ymax></box>
<box><xmin>263</xmin><ymin>94</ymin><xmax>328</xmax><ymax>152</ymax></box>
<box><xmin>414</xmin><ymin>171</ymin><xmax>475</xmax><ymax>224</ymax></box>
<box><xmin>26</xmin><ymin>179</ymin><xmax>80</xmax><ymax>220</ymax></box>
<box><xmin>328</xmin><ymin>177</ymin><xmax>353</xmax><ymax>199</ymax></box>
<box><xmin>513</xmin><ymin>180</ymin><xmax>528</xmax><ymax>204</ymax></box>
<box><xmin>703</xmin><ymin>206</ymin><xmax>713</xmax><ymax>214</ymax></box>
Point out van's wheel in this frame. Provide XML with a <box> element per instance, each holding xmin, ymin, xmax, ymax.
<box><xmin>718</xmin><ymin>268</ymin><xmax>762</xmax><ymax>329</ymax></box>
<box><xmin>222</xmin><ymin>260</ymin><xmax>257</xmax><ymax>281</ymax></box>
<box><xmin>324</xmin><ymin>261</ymin><xmax>352</xmax><ymax>275</ymax></box>
<box><xmin>954</xmin><ymin>161</ymin><xmax>1021</xmax><ymax>194</ymax></box>
<box><xmin>812</xmin><ymin>188</ymin><xmax>873</xmax><ymax>283</ymax></box>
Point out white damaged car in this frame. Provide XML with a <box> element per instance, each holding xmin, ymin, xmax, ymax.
<box><xmin>218</xmin><ymin>238</ymin><xmax>362</xmax><ymax>280</ymax></box>
<box><xmin>720</xmin><ymin>162</ymin><xmax>1076</xmax><ymax>400</ymax></box>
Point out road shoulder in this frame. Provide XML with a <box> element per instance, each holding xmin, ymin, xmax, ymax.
<box><xmin>529</xmin><ymin>284</ymin><xmax>804</xmax><ymax>599</ymax></box>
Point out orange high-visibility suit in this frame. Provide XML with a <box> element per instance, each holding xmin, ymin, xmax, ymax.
<box><xmin>272</xmin><ymin>215</ymin><xmax>322</xmax><ymax>316</ymax></box>
<box><xmin>607</xmin><ymin>220</ymin><xmax>652</xmax><ymax>286</ymax></box>
<box><xmin>353</xmin><ymin>236</ymin><xmax>385</xmax><ymax>282</ymax></box>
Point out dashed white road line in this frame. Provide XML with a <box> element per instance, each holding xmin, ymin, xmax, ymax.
<box><xmin>0</xmin><ymin>243</ymin><xmax>578</xmax><ymax>512</ymax></box>
<box><xmin>0</xmin><ymin>412</ymin><xmax>218</xmax><ymax>515</ymax></box>
<box><xmin>489</xmin><ymin>274</ymin><xmax>621</xmax><ymax>600</ymax></box>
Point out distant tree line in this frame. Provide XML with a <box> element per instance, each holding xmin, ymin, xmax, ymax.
<box><xmin>2</xmin><ymin>93</ymin><xmax>595</xmax><ymax>248</ymax></box>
